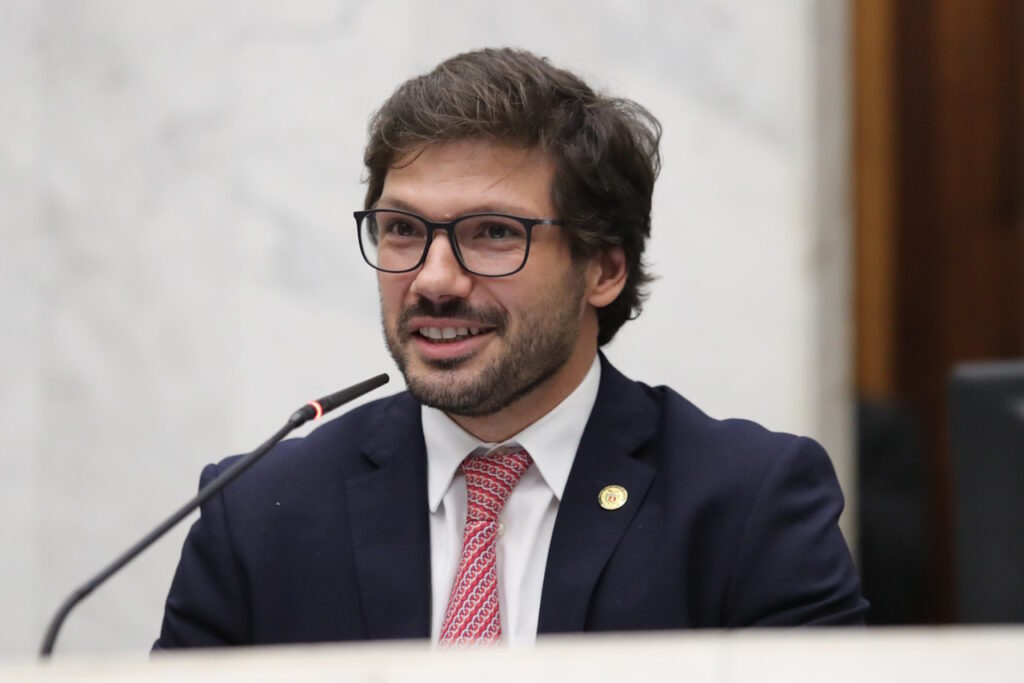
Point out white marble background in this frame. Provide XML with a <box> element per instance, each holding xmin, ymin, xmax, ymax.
<box><xmin>0</xmin><ymin>0</ymin><xmax>851</xmax><ymax>658</ymax></box>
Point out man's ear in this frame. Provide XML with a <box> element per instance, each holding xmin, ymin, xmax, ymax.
<box><xmin>586</xmin><ymin>246</ymin><xmax>628</xmax><ymax>308</ymax></box>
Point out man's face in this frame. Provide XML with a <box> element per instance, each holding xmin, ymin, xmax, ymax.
<box><xmin>376</xmin><ymin>140</ymin><xmax>591</xmax><ymax>417</ymax></box>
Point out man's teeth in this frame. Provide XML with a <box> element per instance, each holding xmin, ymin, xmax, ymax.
<box><xmin>419</xmin><ymin>327</ymin><xmax>484</xmax><ymax>341</ymax></box>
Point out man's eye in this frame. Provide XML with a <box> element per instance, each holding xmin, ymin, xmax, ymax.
<box><xmin>385</xmin><ymin>220</ymin><xmax>420</xmax><ymax>237</ymax></box>
<box><xmin>482</xmin><ymin>223</ymin><xmax>525</xmax><ymax>240</ymax></box>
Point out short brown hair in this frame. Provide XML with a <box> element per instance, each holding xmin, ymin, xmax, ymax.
<box><xmin>363</xmin><ymin>48</ymin><xmax>661</xmax><ymax>345</ymax></box>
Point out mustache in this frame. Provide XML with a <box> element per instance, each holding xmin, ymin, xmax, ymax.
<box><xmin>398</xmin><ymin>297</ymin><xmax>507</xmax><ymax>331</ymax></box>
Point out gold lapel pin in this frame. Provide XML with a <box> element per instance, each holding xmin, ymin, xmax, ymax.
<box><xmin>598</xmin><ymin>485</ymin><xmax>628</xmax><ymax>510</ymax></box>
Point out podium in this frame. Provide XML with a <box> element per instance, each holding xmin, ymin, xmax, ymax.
<box><xmin>7</xmin><ymin>628</ymin><xmax>1024</xmax><ymax>682</ymax></box>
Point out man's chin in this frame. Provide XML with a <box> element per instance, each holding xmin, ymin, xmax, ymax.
<box><xmin>407</xmin><ymin>351</ymin><xmax>486</xmax><ymax>386</ymax></box>
<box><xmin>403</xmin><ymin>373</ymin><xmax>497</xmax><ymax>417</ymax></box>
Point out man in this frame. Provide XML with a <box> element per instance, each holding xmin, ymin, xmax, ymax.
<box><xmin>156</xmin><ymin>48</ymin><xmax>867</xmax><ymax>649</ymax></box>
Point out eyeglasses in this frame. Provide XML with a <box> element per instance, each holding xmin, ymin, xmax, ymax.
<box><xmin>355</xmin><ymin>208</ymin><xmax>564</xmax><ymax>277</ymax></box>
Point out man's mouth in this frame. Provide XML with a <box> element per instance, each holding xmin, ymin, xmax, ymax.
<box><xmin>416</xmin><ymin>326</ymin><xmax>491</xmax><ymax>342</ymax></box>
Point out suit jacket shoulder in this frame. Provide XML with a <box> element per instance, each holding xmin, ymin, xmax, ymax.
<box><xmin>539</xmin><ymin>356</ymin><xmax>867</xmax><ymax>631</ymax></box>
<box><xmin>156</xmin><ymin>390</ymin><xmax>433</xmax><ymax>648</ymax></box>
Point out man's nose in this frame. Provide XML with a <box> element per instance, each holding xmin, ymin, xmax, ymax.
<box><xmin>409</xmin><ymin>231</ymin><xmax>473</xmax><ymax>301</ymax></box>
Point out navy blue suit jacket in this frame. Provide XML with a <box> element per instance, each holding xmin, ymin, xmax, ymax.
<box><xmin>156</xmin><ymin>358</ymin><xmax>867</xmax><ymax>647</ymax></box>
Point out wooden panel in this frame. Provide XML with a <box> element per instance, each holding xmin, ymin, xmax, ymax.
<box><xmin>856</xmin><ymin>0</ymin><xmax>1024</xmax><ymax>622</ymax></box>
<box><xmin>854</xmin><ymin>0</ymin><xmax>898</xmax><ymax>400</ymax></box>
<box><xmin>891</xmin><ymin>0</ymin><xmax>1024</xmax><ymax>621</ymax></box>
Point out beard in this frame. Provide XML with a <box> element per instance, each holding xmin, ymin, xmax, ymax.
<box><xmin>382</xmin><ymin>265</ymin><xmax>587</xmax><ymax>417</ymax></box>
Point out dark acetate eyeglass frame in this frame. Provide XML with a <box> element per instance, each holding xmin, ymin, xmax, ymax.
<box><xmin>354</xmin><ymin>208</ymin><xmax>565</xmax><ymax>278</ymax></box>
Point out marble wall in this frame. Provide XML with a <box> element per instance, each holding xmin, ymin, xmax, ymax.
<box><xmin>0</xmin><ymin>0</ymin><xmax>851</xmax><ymax>657</ymax></box>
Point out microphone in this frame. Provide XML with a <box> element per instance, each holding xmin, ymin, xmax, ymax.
<box><xmin>39</xmin><ymin>373</ymin><xmax>390</xmax><ymax>657</ymax></box>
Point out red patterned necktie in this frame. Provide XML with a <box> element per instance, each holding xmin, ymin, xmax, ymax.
<box><xmin>439</xmin><ymin>448</ymin><xmax>533</xmax><ymax>646</ymax></box>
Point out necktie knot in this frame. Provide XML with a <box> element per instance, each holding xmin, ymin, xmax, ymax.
<box><xmin>461</xmin><ymin>448</ymin><xmax>533</xmax><ymax>524</ymax></box>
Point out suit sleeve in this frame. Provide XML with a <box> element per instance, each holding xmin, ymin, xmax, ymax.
<box><xmin>722</xmin><ymin>436</ymin><xmax>869</xmax><ymax>626</ymax></box>
<box><xmin>153</xmin><ymin>463</ymin><xmax>251</xmax><ymax>649</ymax></box>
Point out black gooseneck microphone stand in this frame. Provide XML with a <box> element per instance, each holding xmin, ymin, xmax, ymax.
<box><xmin>39</xmin><ymin>373</ymin><xmax>389</xmax><ymax>658</ymax></box>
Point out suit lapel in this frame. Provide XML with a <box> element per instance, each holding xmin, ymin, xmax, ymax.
<box><xmin>345</xmin><ymin>393</ymin><xmax>432</xmax><ymax>639</ymax></box>
<box><xmin>538</xmin><ymin>357</ymin><xmax>658</xmax><ymax>633</ymax></box>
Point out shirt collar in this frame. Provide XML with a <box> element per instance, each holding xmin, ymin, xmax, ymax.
<box><xmin>423</xmin><ymin>355</ymin><xmax>602</xmax><ymax>512</ymax></box>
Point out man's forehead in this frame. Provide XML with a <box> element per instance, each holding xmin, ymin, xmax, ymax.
<box><xmin>378</xmin><ymin>140</ymin><xmax>557</xmax><ymax>218</ymax></box>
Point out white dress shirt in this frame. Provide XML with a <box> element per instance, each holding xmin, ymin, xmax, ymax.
<box><xmin>422</xmin><ymin>355</ymin><xmax>601</xmax><ymax>645</ymax></box>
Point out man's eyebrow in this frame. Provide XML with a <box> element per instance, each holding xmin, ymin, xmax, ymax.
<box><xmin>373</xmin><ymin>196</ymin><xmax>544</xmax><ymax>218</ymax></box>
<box><xmin>372</xmin><ymin>197</ymin><xmax>419</xmax><ymax>213</ymax></box>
